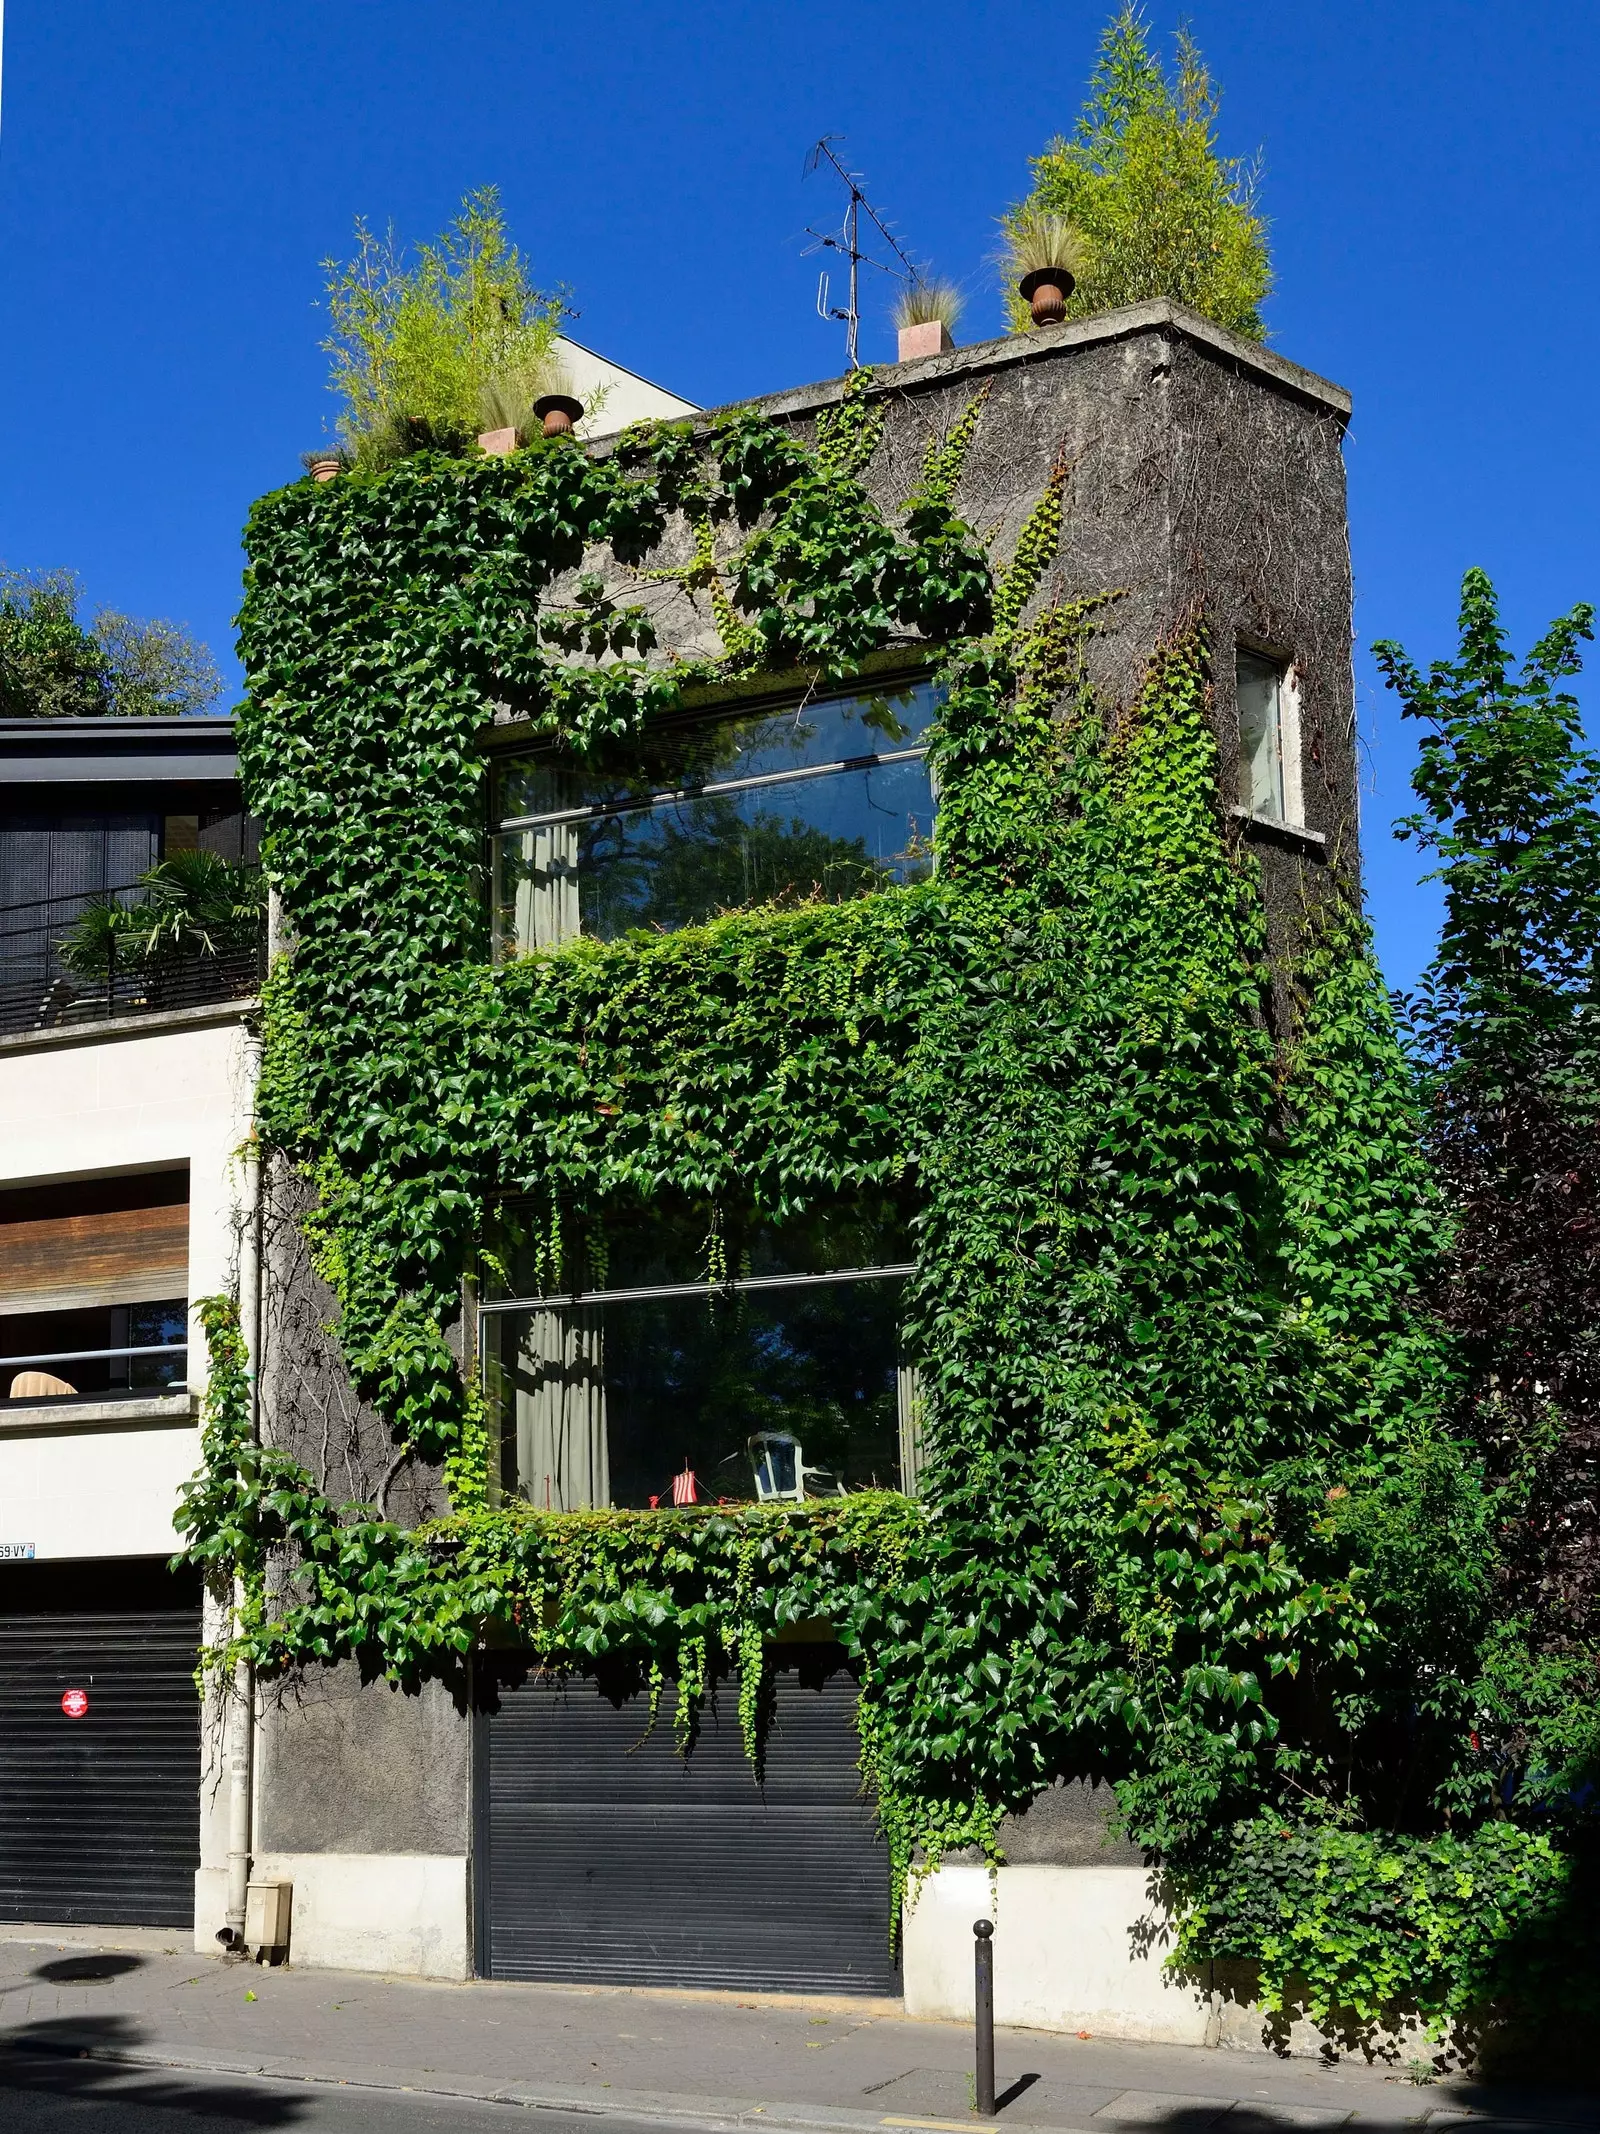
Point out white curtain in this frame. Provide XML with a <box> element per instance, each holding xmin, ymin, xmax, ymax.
<box><xmin>514</xmin><ymin>1309</ymin><xmax>609</xmax><ymax>1510</ymax></box>
<box><xmin>897</xmin><ymin>1362</ymin><xmax>925</xmax><ymax>1494</ymax></box>
<box><xmin>498</xmin><ymin>822</ymin><xmax>580</xmax><ymax>955</ymax></box>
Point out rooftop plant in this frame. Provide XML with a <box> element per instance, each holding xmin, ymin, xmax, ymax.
<box><xmin>1005</xmin><ymin>7</ymin><xmax>1271</xmax><ymax>340</ymax></box>
<box><xmin>893</xmin><ymin>278</ymin><xmax>965</xmax><ymax>337</ymax></box>
<box><xmin>320</xmin><ymin>186</ymin><xmax>567</xmax><ymax>471</ymax></box>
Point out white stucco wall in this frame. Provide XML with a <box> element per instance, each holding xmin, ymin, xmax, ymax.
<box><xmin>225</xmin><ymin>1853</ymin><xmax>470</xmax><ymax>1979</ymax></box>
<box><xmin>903</xmin><ymin>1863</ymin><xmax>1214</xmax><ymax>2045</ymax></box>
<box><xmin>557</xmin><ymin>335</ymin><xmax>697</xmax><ymax>438</ymax></box>
<box><xmin>0</xmin><ymin>1006</ymin><xmax>257</xmax><ymax>1437</ymax></box>
<box><xmin>0</xmin><ymin>1011</ymin><xmax>258</xmax><ymax>1919</ymax></box>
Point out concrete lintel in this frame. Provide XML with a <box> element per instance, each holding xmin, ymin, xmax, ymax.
<box><xmin>0</xmin><ymin>997</ymin><xmax>257</xmax><ymax>1058</ymax></box>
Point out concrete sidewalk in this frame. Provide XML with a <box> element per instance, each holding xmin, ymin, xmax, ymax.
<box><xmin>0</xmin><ymin>1929</ymin><xmax>1593</xmax><ymax>2134</ymax></box>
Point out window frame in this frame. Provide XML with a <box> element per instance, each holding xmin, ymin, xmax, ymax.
<box><xmin>478</xmin><ymin>1257</ymin><xmax>924</xmax><ymax>1509</ymax></box>
<box><xmin>1234</xmin><ymin>642</ymin><xmax>1304</xmax><ymax>830</ymax></box>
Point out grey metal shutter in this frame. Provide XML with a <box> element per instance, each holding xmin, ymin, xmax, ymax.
<box><xmin>481</xmin><ymin>1649</ymin><xmax>898</xmax><ymax>1994</ymax></box>
<box><xmin>0</xmin><ymin>1563</ymin><xmax>200</xmax><ymax>1926</ymax></box>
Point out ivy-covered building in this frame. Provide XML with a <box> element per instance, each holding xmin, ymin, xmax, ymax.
<box><xmin>203</xmin><ymin>295</ymin><xmax>1393</xmax><ymax>2034</ymax></box>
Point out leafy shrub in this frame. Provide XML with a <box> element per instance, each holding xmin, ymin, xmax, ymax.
<box><xmin>1175</xmin><ymin>1815</ymin><xmax>1597</xmax><ymax>2033</ymax></box>
<box><xmin>59</xmin><ymin>851</ymin><xmax>265</xmax><ymax>977</ymax></box>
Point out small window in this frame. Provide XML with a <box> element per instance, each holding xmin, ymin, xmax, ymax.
<box><xmin>1236</xmin><ymin>649</ymin><xmax>1298</xmax><ymax>823</ymax></box>
<box><xmin>481</xmin><ymin>1198</ymin><xmax>922</xmax><ymax>1508</ymax></box>
<box><xmin>491</xmin><ymin>680</ymin><xmax>939</xmax><ymax>953</ymax></box>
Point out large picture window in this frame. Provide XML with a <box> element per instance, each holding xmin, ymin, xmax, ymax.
<box><xmin>492</xmin><ymin>679</ymin><xmax>940</xmax><ymax>953</ymax></box>
<box><xmin>481</xmin><ymin>1200</ymin><xmax>922</xmax><ymax>1509</ymax></box>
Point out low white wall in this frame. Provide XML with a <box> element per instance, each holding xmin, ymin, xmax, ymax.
<box><xmin>0</xmin><ymin>1419</ymin><xmax>202</xmax><ymax>1559</ymax></box>
<box><xmin>249</xmin><ymin>1853</ymin><xmax>469</xmax><ymax>1980</ymax></box>
<box><xmin>904</xmin><ymin>1863</ymin><xmax>1213</xmax><ymax>2045</ymax></box>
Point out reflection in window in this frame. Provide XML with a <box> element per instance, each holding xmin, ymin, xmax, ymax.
<box><xmin>492</xmin><ymin>681</ymin><xmax>940</xmax><ymax>952</ymax></box>
<box><xmin>1237</xmin><ymin>649</ymin><xmax>1292</xmax><ymax>822</ymax></box>
<box><xmin>481</xmin><ymin>1199</ymin><xmax>921</xmax><ymax>1508</ymax></box>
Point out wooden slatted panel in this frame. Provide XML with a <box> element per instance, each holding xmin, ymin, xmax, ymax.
<box><xmin>482</xmin><ymin>1653</ymin><xmax>898</xmax><ymax>1994</ymax></box>
<box><xmin>0</xmin><ymin>1600</ymin><xmax>200</xmax><ymax>1925</ymax></box>
<box><xmin>0</xmin><ymin>1201</ymin><xmax>188</xmax><ymax>1316</ymax></box>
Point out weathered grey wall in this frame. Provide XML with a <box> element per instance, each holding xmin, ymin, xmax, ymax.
<box><xmin>512</xmin><ymin>298</ymin><xmax>1356</xmax><ymax>926</ymax></box>
<box><xmin>257</xmin><ymin>1156</ymin><xmax>465</xmax><ymax>1857</ymax></box>
<box><xmin>256</xmin><ymin>1663</ymin><xmax>470</xmax><ymax>1854</ymax></box>
<box><xmin>259</xmin><ymin>1154</ymin><xmax>448</xmax><ymax>1529</ymax></box>
<box><xmin>941</xmin><ymin>1779</ymin><xmax>1143</xmax><ymax>1868</ymax></box>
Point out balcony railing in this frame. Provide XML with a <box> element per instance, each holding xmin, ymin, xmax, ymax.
<box><xmin>0</xmin><ymin>883</ymin><xmax>263</xmax><ymax>1040</ymax></box>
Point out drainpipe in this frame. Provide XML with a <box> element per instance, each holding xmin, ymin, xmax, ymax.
<box><xmin>222</xmin><ymin>1135</ymin><xmax>263</xmax><ymax>1950</ymax></box>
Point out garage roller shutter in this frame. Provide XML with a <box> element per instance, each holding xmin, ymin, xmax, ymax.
<box><xmin>481</xmin><ymin>1650</ymin><xmax>898</xmax><ymax>1994</ymax></box>
<box><xmin>0</xmin><ymin>1563</ymin><xmax>201</xmax><ymax>1926</ymax></box>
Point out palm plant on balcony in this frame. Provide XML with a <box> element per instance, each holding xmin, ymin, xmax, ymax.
<box><xmin>58</xmin><ymin>852</ymin><xmax>265</xmax><ymax>978</ymax></box>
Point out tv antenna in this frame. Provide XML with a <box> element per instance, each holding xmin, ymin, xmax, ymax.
<box><xmin>803</xmin><ymin>137</ymin><xmax>918</xmax><ymax>368</ymax></box>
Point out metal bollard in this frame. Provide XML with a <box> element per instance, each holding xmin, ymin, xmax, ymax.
<box><xmin>973</xmin><ymin>1916</ymin><xmax>996</xmax><ymax>2117</ymax></box>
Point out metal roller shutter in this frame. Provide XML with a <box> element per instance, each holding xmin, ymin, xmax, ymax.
<box><xmin>481</xmin><ymin>1649</ymin><xmax>898</xmax><ymax>1994</ymax></box>
<box><xmin>0</xmin><ymin>1561</ymin><xmax>201</xmax><ymax>1926</ymax></box>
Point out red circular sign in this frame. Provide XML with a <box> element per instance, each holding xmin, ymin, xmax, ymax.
<box><xmin>60</xmin><ymin>1689</ymin><xmax>89</xmax><ymax>1718</ymax></box>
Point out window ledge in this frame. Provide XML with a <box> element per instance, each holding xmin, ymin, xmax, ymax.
<box><xmin>1228</xmin><ymin>807</ymin><xmax>1328</xmax><ymax>855</ymax></box>
<box><xmin>0</xmin><ymin>1390</ymin><xmax>198</xmax><ymax>1437</ymax></box>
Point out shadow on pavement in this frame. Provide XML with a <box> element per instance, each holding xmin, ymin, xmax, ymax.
<box><xmin>32</xmin><ymin>1952</ymin><xmax>146</xmax><ymax>1984</ymax></box>
<box><xmin>1</xmin><ymin>2012</ymin><xmax>312</xmax><ymax>2125</ymax></box>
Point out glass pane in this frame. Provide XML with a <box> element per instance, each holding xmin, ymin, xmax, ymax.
<box><xmin>0</xmin><ymin>1297</ymin><xmax>186</xmax><ymax>1399</ymax></box>
<box><xmin>495</xmin><ymin>681</ymin><xmax>941</xmax><ymax>822</ymax></box>
<box><xmin>496</xmin><ymin>756</ymin><xmax>934</xmax><ymax>951</ymax></box>
<box><xmin>490</xmin><ymin>1277</ymin><xmax>905</xmax><ymax>1508</ymax></box>
<box><xmin>1237</xmin><ymin>652</ymin><xmax>1284</xmax><ymax>820</ymax></box>
<box><xmin>129</xmin><ymin>1300</ymin><xmax>189</xmax><ymax>1390</ymax></box>
<box><xmin>489</xmin><ymin>1195</ymin><xmax>915</xmax><ymax>1301</ymax></box>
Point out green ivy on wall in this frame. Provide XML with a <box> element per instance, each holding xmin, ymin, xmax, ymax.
<box><xmin>191</xmin><ymin>368</ymin><xmax>1551</xmax><ymax>2034</ymax></box>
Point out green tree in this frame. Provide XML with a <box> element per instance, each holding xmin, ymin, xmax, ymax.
<box><xmin>1376</xmin><ymin>569</ymin><xmax>1600</xmax><ymax>1806</ymax></box>
<box><xmin>1006</xmin><ymin>8</ymin><xmax>1271</xmax><ymax>340</ymax></box>
<box><xmin>0</xmin><ymin>569</ymin><xmax>108</xmax><ymax>716</ymax></box>
<box><xmin>94</xmin><ymin>607</ymin><xmax>224</xmax><ymax>717</ymax></box>
<box><xmin>321</xmin><ymin>186</ymin><xmax>566</xmax><ymax>468</ymax></box>
<box><xmin>0</xmin><ymin>568</ymin><xmax>221</xmax><ymax>717</ymax></box>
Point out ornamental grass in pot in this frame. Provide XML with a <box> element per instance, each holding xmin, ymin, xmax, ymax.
<box><xmin>1004</xmin><ymin>209</ymin><xmax>1090</xmax><ymax>326</ymax></box>
<box><xmin>477</xmin><ymin>359</ymin><xmax>584</xmax><ymax>451</ymax></box>
<box><xmin>894</xmin><ymin>278</ymin><xmax>964</xmax><ymax>362</ymax></box>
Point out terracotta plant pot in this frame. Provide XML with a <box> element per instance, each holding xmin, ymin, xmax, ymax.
<box><xmin>898</xmin><ymin>319</ymin><xmax>953</xmax><ymax>363</ymax></box>
<box><xmin>309</xmin><ymin>457</ymin><xmax>343</xmax><ymax>483</ymax></box>
<box><xmin>477</xmin><ymin>427</ymin><xmax>518</xmax><ymax>458</ymax></box>
<box><xmin>533</xmin><ymin>393</ymin><xmax>584</xmax><ymax>439</ymax></box>
<box><xmin>1018</xmin><ymin>267</ymin><xmax>1075</xmax><ymax>328</ymax></box>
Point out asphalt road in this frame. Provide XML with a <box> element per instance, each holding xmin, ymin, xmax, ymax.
<box><xmin>0</xmin><ymin>2052</ymin><xmax>673</xmax><ymax>2133</ymax></box>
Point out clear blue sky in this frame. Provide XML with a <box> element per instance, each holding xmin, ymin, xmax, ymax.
<box><xmin>2</xmin><ymin>2</ymin><xmax>1596</xmax><ymax>991</ymax></box>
